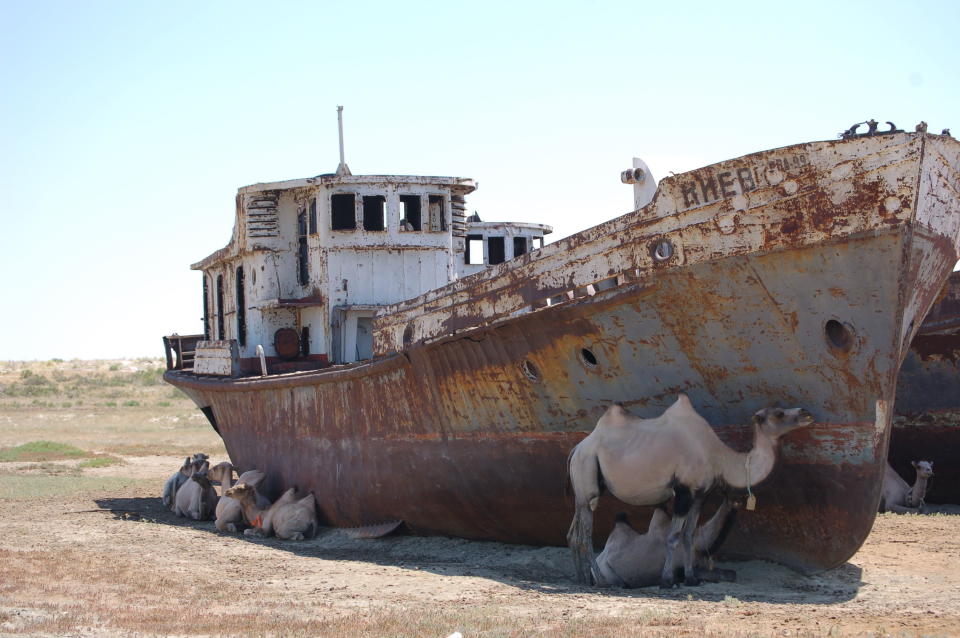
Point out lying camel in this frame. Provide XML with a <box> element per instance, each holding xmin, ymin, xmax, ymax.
<box><xmin>880</xmin><ymin>460</ymin><xmax>934</xmax><ymax>514</ymax></box>
<box><xmin>567</xmin><ymin>395</ymin><xmax>813</xmax><ymax>587</ymax></box>
<box><xmin>224</xmin><ymin>482</ymin><xmax>318</xmax><ymax>540</ymax></box>
<box><xmin>161</xmin><ymin>453</ymin><xmax>210</xmax><ymax>510</ymax></box>
<box><xmin>174</xmin><ymin>459</ymin><xmax>217</xmax><ymax>520</ymax></box>
<box><xmin>162</xmin><ymin>457</ymin><xmax>193</xmax><ymax>510</ymax></box>
<box><xmin>214</xmin><ymin>467</ymin><xmax>270</xmax><ymax>533</ymax></box>
<box><xmin>594</xmin><ymin>498</ymin><xmax>738</xmax><ymax>588</ymax></box>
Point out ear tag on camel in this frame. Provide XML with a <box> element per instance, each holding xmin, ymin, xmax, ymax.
<box><xmin>746</xmin><ymin>494</ymin><xmax>757</xmax><ymax>511</ymax></box>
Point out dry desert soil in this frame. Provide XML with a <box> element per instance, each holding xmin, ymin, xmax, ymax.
<box><xmin>1</xmin><ymin>454</ymin><xmax>958</xmax><ymax>638</ymax></box>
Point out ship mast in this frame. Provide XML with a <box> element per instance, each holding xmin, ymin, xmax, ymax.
<box><xmin>336</xmin><ymin>105</ymin><xmax>352</xmax><ymax>177</ymax></box>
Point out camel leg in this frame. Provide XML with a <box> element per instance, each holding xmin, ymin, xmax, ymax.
<box><xmin>681</xmin><ymin>495</ymin><xmax>704</xmax><ymax>586</ymax></box>
<box><xmin>661</xmin><ymin>512</ymin><xmax>687</xmax><ymax>588</ymax></box>
<box><xmin>567</xmin><ymin>502</ymin><xmax>596</xmax><ymax>585</ymax></box>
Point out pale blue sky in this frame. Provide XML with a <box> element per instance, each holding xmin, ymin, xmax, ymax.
<box><xmin>2</xmin><ymin>0</ymin><xmax>957</xmax><ymax>360</ymax></box>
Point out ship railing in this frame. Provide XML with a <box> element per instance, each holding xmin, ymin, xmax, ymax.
<box><xmin>162</xmin><ymin>334</ymin><xmax>204</xmax><ymax>372</ymax></box>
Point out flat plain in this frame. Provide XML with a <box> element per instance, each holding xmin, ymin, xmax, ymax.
<box><xmin>1</xmin><ymin>359</ymin><xmax>958</xmax><ymax>637</ymax></box>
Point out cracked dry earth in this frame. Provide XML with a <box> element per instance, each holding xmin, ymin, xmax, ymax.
<box><xmin>1</xmin><ymin>455</ymin><xmax>958</xmax><ymax>637</ymax></box>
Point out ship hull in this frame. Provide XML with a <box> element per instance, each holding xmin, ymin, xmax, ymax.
<box><xmin>166</xmin><ymin>132</ymin><xmax>960</xmax><ymax>573</ymax></box>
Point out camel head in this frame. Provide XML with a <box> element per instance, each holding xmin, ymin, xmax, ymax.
<box><xmin>224</xmin><ymin>482</ymin><xmax>256</xmax><ymax>504</ymax></box>
<box><xmin>912</xmin><ymin>460</ymin><xmax>934</xmax><ymax>479</ymax></box>
<box><xmin>190</xmin><ymin>470</ymin><xmax>212</xmax><ymax>491</ymax></box>
<box><xmin>207</xmin><ymin>461</ymin><xmax>233</xmax><ymax>485</ymax></box>
<box><xmin>188</xmin><ymin>458</ymin><xmax>209</xmax><ymax>477</ymax></box>
<box><xmin>751</xmin><ymin>407</ymin><xmax>814</xmax><ymax>439</ymax></box>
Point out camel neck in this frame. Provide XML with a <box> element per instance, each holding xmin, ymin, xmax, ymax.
<box><xmin>719</xmin><ymin>426</ymin><xmax>777</xmax><ymax>489</ymax></box>
<box><xmin>907</xmin><ymin>476</ymin><xmax>929</xmax><ymax>507</ymax></box>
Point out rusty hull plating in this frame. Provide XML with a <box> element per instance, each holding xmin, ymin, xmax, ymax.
<box><xmin>166</xmin><ymin>131</ymin><xmax>960</xmax><ymax>573</ymax></box>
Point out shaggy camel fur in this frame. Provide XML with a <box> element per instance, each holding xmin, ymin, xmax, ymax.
<box><xmin>880</xmin><ymin>460</ymin><xmax>934</xmax><ymax>514</ymax></box>
<box><xmin>174</xmin><ymin>459</ymin><xmax>217</xmax><ymax>520</ymax></box>
<box><xmin>161</xmin><ymin>453</ymin><xmax>209</xmax><ymax>510</ymax></box>
<box><xmin>224</xmin><ymin>483</ymin><xmax>318</xmax><ymax>540</ymax></box>
<box><xmin>594</xmin><ymin>499</ymin><xmax>738</xmax><ymax>588</ymax></box>
<box><xmin>567</xmin><ymin>395</ymin><xmax>813</xmax><ymax>587</ymax></box>
<box><xmin>214</xmin><ymin>467</ymin><xmax>270</xmax><ymax>533</ymax></box>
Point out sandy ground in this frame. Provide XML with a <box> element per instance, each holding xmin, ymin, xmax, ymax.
<box><xmin>1</xmin><ymin>455</ymin><xmax>959</xmax><ymax>637</ymax></box>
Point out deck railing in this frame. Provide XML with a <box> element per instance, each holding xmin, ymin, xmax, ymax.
<box><xmin>162</xmin><ymin>334</ymin><xmax>204</xmax><ymax>372</ymax></box>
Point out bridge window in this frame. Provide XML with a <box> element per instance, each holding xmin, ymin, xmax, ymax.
<box><xmin>216</xmin><ymin>274</ymin><xmax>225</xmax><ymax>341</ymax></box>
<box><xmin>363</xmin><ymin>195</ymin><xmax>386</xmax><ymax>231</ymax></box>
<box><xmin>513</xmin><ymin>237</ymin><xmax>527</xmax><ymax>258</ymax></box>
<box><xmin>488</xmin><ymin>236</ymin><xmax>505</xmax><ymax>265</ymax></box>
<box><xmin>533</xmin><ymin>236</ymin><xmax>544</xmax><ymax>250</ymax></box>
<box><xmin>202</xmin><ymin>276</ymin><xmax>210</xmax><ymax>340</ymax></box>
<box><xmin>465</xmin><ymin>234</ymin><xmax>484</xmax><ymax>265</ymax></box>
<box><xmin>236</xmin><ymin>266</ymin><xmax>246</xmax><ymax>347</ymax></box>
<box><xmin>308</xmin><ymin>197</ymin><xmax>317</xmax><ymax>234</ymax></box>
<box><xmin>331</xmin><ymin>194</ymin><xmax>356</xmax><ymax>230</ymax></box>
<box><xmin>399</xmin><ymin>195</ymin><xmax>421</xmax><ymax>231</ymax></box>
<box><xmin>297</xmin><ymin>211</ymin><xmax>309</xmax><ymax>284</ymax></box>
<box><xmin>428</xmin><ymin>195</ymin><xmax>446</xmax><ymax>232</ymax></box>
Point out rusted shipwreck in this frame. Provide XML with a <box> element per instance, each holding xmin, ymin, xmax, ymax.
<box><xmin>164</xmin><ymin>124</ymin><xmax>960</xmax><ymax>573</ymax></box>
<box><xmin>893</xmin><ymin>270</ymin><xmax>960</xmax><ymax>504</ymax></box>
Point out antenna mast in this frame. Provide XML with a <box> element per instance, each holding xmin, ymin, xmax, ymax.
<box><xmin>336</xmin><ymin>105</ymin><xmax>351</xmax><ymax>176</ymax></box>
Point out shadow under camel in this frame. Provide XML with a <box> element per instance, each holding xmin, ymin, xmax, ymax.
<box><xmin>91</xmin><ymin>495</ymin><xmax>864</xmax><ymax>604</ymax></box>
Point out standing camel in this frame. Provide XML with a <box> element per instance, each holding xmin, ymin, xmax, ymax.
<box><xmin>567</xmin><ymin>394</ymin><xmax>813</xmax><ymax>587</ymax></box>
<box><xmin>879</xmin><ymin>460</ymin><xmax>934</xmax><ymax>513</ymax></box>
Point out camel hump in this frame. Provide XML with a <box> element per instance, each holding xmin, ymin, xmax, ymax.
<box><xmin>598</xmin><ymin>403</ymin><xmax>631</xmax><ymax>427</ymax></box>
<box><xmin>237</xmin><ymin>469</ymin><xmax>266</xmax><ymax>487</ymax></box>
<box><xmin>299</xmin><ymin>493</ymin><xmax>317</xmax><ymax>512</ymax></box>
<box><xmin>663</xmin><ymin>393</ymin><xmax>705</xmax><ymax>422</ymax></box>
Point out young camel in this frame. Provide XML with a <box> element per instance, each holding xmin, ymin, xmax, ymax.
<box><xmin>174</xmin><ymin>462</ymin><xmax>218</xmax><ymax>520</ymax></box>
<box><xmin>224</xmin><ymin>482</ymin><xmax>318</xmax><ymax>540</ymax></box>
<box><xmin>161</xmin><ymin>453</ymin><xmax>209</xmax><ymax>510</ymax></box>
<box><xmin>567</xmin><ymin>394</ymin><xmax>813</xmax><ymax>587</ymax></box>
<box><xmin>879</xmin><ymin>460</ymin><xmax>934</xmax><ymax>514</ymax></box>
<box><xmin>213</xmin><ymin>466</ymin><xmax>271</xmax><ymax>533</ymax></box>
<box><xmin>594</xmin><ymin>498</ymin><xmax>738</xmax><ymax>588</ymax></box>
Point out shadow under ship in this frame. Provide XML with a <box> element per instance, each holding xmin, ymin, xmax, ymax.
<box><xmin>164</xmin><ymin>127</ymin><xmax>960</xmax><ymax>573</ymax></box>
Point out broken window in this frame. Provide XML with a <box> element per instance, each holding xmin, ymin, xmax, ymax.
<box><xmin>466</xmin><ymin>234</ymin><xmax>484</xmax><ymax>265</ymax></box>
<box><xmin>533</xmin><ymin>236</ymin><xmax>544</xmax><ymax>250</ymax></box>
<box><xmin>202</xmin><ymin>276</ymin><xmax>210</xmax><ymax>340</ymax></box>
<box><xmin>428</xmin><ymin>195</ymin><xmax>446</xmax><ymax>231</ymax></box>
<box><xmin>363</xmin><ymin>195</ymin><xmax>386</xmax><ymax>231</ymax></box>
<box><xmin>308</xmin><ymin>197</ymin><xmax>317</xmax><ymax>234</ymax></box>
<box><xmin>216</xmin><ymin>274</ymin><xmax>225</xmax><ymax>341</ymax></box>
<box><xmin>297</xmin><ymin>211</ymin><xmax>309</xmax><ymax>285</ymax></box>
<box><xmin>513</xmin><ymin>236</ymin><xmax>527</xmax><ymax>258</ymax></box>
<box><xmin>331</xmin><ymin>193</ymin><xmax>356</xmax><ymax>230</ymax></box>
<box><xmin>236</xmin><ymin>266</ymin><xmax>246</xmax><ymax>347</ymax></box>
<box><xmin>301</xmin><ymin>326</ymin><xmax>310</xmax><ymax>356</ymax></box>
<box><xmin>399</xmin><ymin>194</ymin><xmax>421</xmax><ymax>231</ymax></box>
<box><xmin>488</xmin><ymin>236</ymin><xmax>505</xmax><ymax>265</ymax></box>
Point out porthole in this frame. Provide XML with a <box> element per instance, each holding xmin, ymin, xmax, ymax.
<box><xmin>578</xmin><ymin>348</ymin><xmax>598</xmax><ymax>368</ymax></box>
<box><xmin>825</xmin><ymin>319</ymin><xmax>854</xmax><ymax>353</ymax></box>
<box><xmin>651</xmin><ymin>239</ymin><xmax>674</xmax><ymax>262</ymax></box>
<box><xmin>521</xmin><ymin>359</ymin><xmax>541</xmax><ymax>382</ymax></box>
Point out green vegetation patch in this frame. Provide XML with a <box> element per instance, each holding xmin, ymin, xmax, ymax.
<box><xmin>0</xmin><ymin>441</ymin><xmax>89</xmax><ymax>462</ymax></box>
<box><xmin>78</xmin><ymin>455</ymin><xmax>124</xmax><ymax>469</ymax></box>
